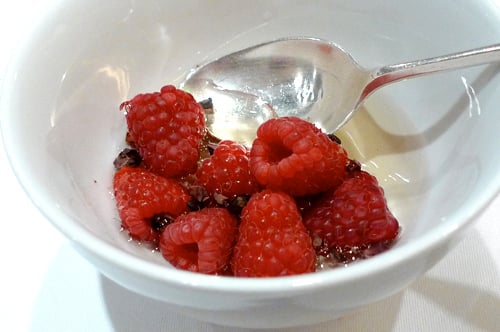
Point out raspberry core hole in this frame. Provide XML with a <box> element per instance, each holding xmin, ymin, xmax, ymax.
<box><xmin>179</xmin><ymin>243</ymin><xmax>199</xmax><ymax>264</ymax></box>
<box><xmin>267</xmin><ymin>142</ymin><xmax>293</xmax><ymax>163</ymax></box>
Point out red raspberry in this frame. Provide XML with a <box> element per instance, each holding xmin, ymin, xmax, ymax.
<box><xmin>160</xmin><ymin>208</ymin><xmax>238</xmax><ymax>274</ymax></box>
<box><xmin>113</xmin><ymin>166</ymin><xmax>191</xmax><ymax>243</ymax></box>
<box><xmin>231</xmin><ymin>190</ymin><xmax>316</xmax><ymax>277</ymax></box>
<box><xmin>250</xmin><ymin>116</ymin><xmax>348</xmax><ymax>197</ymax></box>
<box><xmin>304</xmin><ymin>170</ymin><xmax>399</xmax><ymax>250</ymax></box>
<box><xmin>196</xmin><ymin>140</ymin><xmax>259</xmax><ymax>198</ymax></box>
<box><xmin>120</xmin><ymin>85</ymin><xmax>206</xmax><ymax>178</ymax></box>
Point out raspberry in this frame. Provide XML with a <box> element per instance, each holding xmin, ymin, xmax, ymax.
<box><xmin>231</xmin><ymin>190</ymin><xmax>316</xmax><ymax>277</ymax></box>
<box><xmin>250</xmin><ymin>116</ymin><xmax>348</xmax><ymax>197</ymax></box>
<box><xmin>160</xmin><ymin>208</ymin><xmax>238</xmax><ymax>274</ymax></box>
<box><xmin>304</xmin><ymin>170</ymin><xmax>399</xmax><ymax>251</ymax></box>
<box><xmin>113</xmin><ymin>166</ymin><xmax>191</xmax><ymax>243</ymax></box>
<box><xmin>120</xmin><ymin>85</ymin><xmax>206</xmax><ymax>178</ymax></box>
<box><xmin>196</xmin><ymin>140</ymin><xmax>259</xmax><ymax>199</ymax></box>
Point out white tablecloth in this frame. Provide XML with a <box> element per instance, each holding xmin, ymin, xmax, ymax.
<box><xmin>1</xmin><ymin>1</ymin><xmax>499</xmax><ymax>331</ymax></box>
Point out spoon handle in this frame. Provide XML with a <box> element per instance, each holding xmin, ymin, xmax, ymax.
<box><xmin>362</xmin><ymin>44</ymin><xmax>500</xmax><ymax>98</ymax></box>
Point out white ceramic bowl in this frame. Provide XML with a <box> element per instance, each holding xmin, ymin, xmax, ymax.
<box><xmin>2</xmin><ymin>0</ymin><xmax>500</xmax><ymax>329</ymax></box>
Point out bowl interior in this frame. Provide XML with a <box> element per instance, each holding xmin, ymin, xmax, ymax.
<box><xmin>2</xmin><ymin>0</ymin><xmax>500</xmax><ymax>283</ymax></box>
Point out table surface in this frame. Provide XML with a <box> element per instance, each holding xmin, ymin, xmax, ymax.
<box><xmin>1</xmin><ymin>1</ymin><xmax>499</xmax><ymax>331</ymax></box>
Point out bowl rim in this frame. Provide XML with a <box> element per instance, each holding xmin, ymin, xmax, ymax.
<box><xmin>2</xmin><ymin>0</ymin><xmax>500</xmax><ymax>295</ymax></box>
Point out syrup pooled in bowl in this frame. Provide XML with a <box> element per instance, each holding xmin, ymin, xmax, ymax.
<box><xmin>187</xmin><ymin>80</ymin><xmax>278</xmax><ymax>147</ymax></box>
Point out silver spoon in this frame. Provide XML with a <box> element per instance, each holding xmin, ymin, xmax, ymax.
<box><xmin>181</xmin><ymin>37</ymin><xmax>500</xmax><ymax>146</ymax></box>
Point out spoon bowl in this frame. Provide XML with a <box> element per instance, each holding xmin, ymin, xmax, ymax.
<box><xmin>182</xmin><ymin>37</ymin><xmax>500</xmax><ymax>143</ymax></box>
